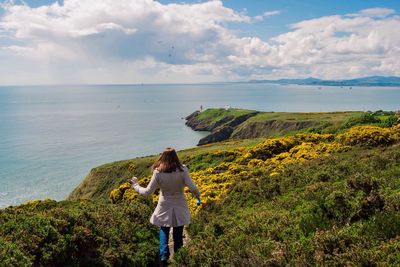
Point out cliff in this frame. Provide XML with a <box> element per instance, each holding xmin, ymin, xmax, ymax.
<box><xmin>185</xmin><ymin>108</ymin><xmax>365</xmax><ymax>145</ymax></box>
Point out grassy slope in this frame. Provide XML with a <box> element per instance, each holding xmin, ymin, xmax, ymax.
<box><xmin>68</xmin><ymin>138</ymin><xmax>263</xmax><ymax>202</ymax></box>
<box><xmin>174</xmin><ymin>144</ymin><xmax>400</xmax><ymax>266</ymax></box>
<box><xmin>195</xmin><ymin>108</ymin><xmax>363</xmax><ymax>124</ymax></box>
<box><xmin>195</xmin><ymin>108</ymin><xmax>257</xmax><ymax>122</ymax></box>
<box><xmin>107</xmin><ymin>122</ymin><xmax>399</xmax><ymax>266</ymax></box>
<box><xmin>234</xmin><ymin>110</ymin><xmax>397</xmax><ymax>139</ymax></box>
<box><xmin>248</xmin><ymin>111</ymin><xmax>364</xmax><ymax>122</ymax></box>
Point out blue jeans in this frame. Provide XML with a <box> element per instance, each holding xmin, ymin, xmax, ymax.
<box><xmin>159</xmin><ymin>226</ymin><xmax>184</xmax><ymax>260</ymax></box>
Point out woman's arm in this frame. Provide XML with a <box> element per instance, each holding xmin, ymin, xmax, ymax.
<box><xmin>182</xmin><ymin>166</ymin><xmax>200</xmax><ymax>199</ymax></box>
<box><xmin>131</xmin><ymin>171</ymin><xmax>159</xmax><ymax>197</ymax></box>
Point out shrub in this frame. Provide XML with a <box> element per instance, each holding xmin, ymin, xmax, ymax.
<box><xmin>172</xmin><ymin>143</ymin><xmax>400</xmax><ymax>266</ymax></box>
<box><xmin>337</xmin><ymin>125</ymin><xmax>397</xmax><ymax>146</ymax></box>
<box><xmin>0</xmin><ymin>200</ymin><xmax>158</xmax><ymax>266</ymax></box>
<box><xmin>380</xmin><ymin>115</ymin><xmax>398</xmax><ymax>127</ymax></box>
<box><xmin>343</xmin><ymin>113</ymin><xmax>381</xmax><ymax>128</ymax></box>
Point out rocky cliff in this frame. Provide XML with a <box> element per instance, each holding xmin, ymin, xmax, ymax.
<box><xmin>185</xmin><ymin>108</ymin><xmax>324</xmax><ymax>145</ymax></box>
<box><xmin>186</xmin><ymin>112</ymin><xmax>261</xmax><ymax>145</ymax></box>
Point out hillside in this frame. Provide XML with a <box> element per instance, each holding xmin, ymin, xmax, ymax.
<box><xmin>110</xmin><ymin>122</ymin><xmax>400</xmax><ymax>266</ymax></box>
<box><xmin>68</xmin><ymin>138</ymin><xmax>261</xmax><ymax>202</ymax></box>
<box><xmin>1</xmin><ymin>109</ymin><xmax>399</xmax><ymax>266</ymax></box>
<box><xmin>186</xmin><ymin>108</ymin><xmax>396</xmax><ymax>145</ymax></box>
<box><xmin>177</xmin><ymin>143</ymin><xmax>400</xmax><ymax>266</ymax></box>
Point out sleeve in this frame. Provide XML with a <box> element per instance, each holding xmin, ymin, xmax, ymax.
<box><xmin>182</xmin><ymin>165</ymin><xmax>200</xmax><ymax>199</ymax></box>
<box><xmin>132</xmin><ymin>171</ymin><xmax>159</xmax><ymax>197</ymax></box>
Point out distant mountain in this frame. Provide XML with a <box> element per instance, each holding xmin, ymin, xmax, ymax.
<box><xmin>249</xmin><ymin>76</ymin><xmax>400</xmax><ymax>86</ymax></box>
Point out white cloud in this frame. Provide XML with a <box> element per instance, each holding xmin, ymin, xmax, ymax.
<box><xmin>0</xmin><ymin>1</ymin><xmax>399</xmax><ymax>84</ymax></box>
<box><xmin>224</xmin><ymin>8</ymin><xmax>400</xmax><ymax>79</ymax></box>
<box><xmin>358</xmin><ymin>8</ymin><xmax>395</xmax><ymax>18</ymax></box>
<box><xmin>264</xmin><ymin>11</ymin><xmax>281</xmax><ymax>17</ymax></box>
<box><xmin>253</xmin><ymin>10</ymin><xmax>281</xmax><ymax>22</ymax></box>
<box><xmin>0</xmin><ymin>45</ymin><xmax>33</xmax><ymax>54</ymax></box>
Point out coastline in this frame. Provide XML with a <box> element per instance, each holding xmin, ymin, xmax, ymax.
<box><xmin>2</xmin><ymin>107</ymin><xmax>399</xmax><ymax>209</ymax></box>
<box><xmin>1</xmin><ymin>107</ymin><xmax>399</xmax><ymax>266</ymax></box>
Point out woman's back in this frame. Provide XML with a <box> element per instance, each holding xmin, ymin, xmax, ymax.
<box><xmin>132</xmin><ymin>164</ymin><xmax>199</xmax><ymax>227</ymax></box>
<box><xmin>156</xmin><ymin>170</ymin><xmax>185</xmax><ymax>196</ymax></box>
<box><xmin>156</xmin><ymin>166</ymin><xmax>199</xmax><ymax>198</ymax></box>
<box><xmin>130</xmin><ymin>148</ymin><xmax>200</xmax><ymax>263</ymax></box>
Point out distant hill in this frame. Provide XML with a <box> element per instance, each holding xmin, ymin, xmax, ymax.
<box><xmin>249</xmin><ymin>76</ymin><xmax>400</xmax><ymax>86</ymax></box>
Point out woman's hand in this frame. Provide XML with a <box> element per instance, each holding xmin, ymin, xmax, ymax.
<box><xmin>130</xmin><ymin>176</ymin><xmax>138</xmax><ymax>186</ymax></box>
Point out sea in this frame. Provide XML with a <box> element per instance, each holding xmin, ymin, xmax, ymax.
<box><xmin>0</xmin><ymin>83</ymin><xmax>399</xmax><ymax>208</ymax></box>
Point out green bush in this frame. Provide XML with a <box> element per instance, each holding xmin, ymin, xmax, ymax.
<box><xmin>380</xmin><ymin>115</ymin><xmax>399</xmax><ymax>127</ymax></box>
<box><xmin>0</xmin><ymin>200</ymin><xmax>158</xmax><ymax>266</ymax></box>
<box><xmin>343</xmin><ymin>113</ymin><xmax>381</xmax><ymax>128</ymax></box>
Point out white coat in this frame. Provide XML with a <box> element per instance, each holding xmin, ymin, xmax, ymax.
<box><xmin>132</xmin><ymin>165</ymin><xmax>200</xmax><ymax>227</ymax></box>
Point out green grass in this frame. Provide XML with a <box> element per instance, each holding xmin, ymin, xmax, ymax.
<box><xmin>196</xmin><ymin>109</ymin><xmax>364</xmax><ymax>124</ymax></box>
<box><xmin>196</xmin><ymin>108</ymin><xmax>257</xmax><ymax>122</ymax></box>
<box><xmin>248</xmin><ymin>111</ymin><xmax>364</xmax><ymax>123</ymax></box>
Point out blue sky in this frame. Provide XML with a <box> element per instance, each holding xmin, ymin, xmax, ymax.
<box><xmin>223</xmin><ymin>0</ymin><xmax>400</xmax><ymax>39</ymax></box>
<box><xmin>1</xmin><ymin>0</ymin><xmax>400</xmax><ymax>84</ymax></box>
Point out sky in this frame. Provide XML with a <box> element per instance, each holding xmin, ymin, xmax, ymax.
<box><xmin>0</xmin><ymin>0</ymin><xmax>399</xmax><ymax>85</ymax></box>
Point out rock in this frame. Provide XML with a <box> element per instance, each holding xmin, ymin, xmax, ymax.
<box><xmin>185</xmin><ymin>109</ymin><xmax>320</xmax><ymax>145</ymax></box>
<box><xmin>198</xmin><ymin>126</ymin><xmax>234</xmax><ymax>145</ymax></box>
<box><xmin>185</xmin><ymin>111</ymin><xmax>219</xmax><ymax>131</ymax></box>
<box><xmin>226</xmin><ymin>112</ymin><xmax>259</xmax><ymax>128</ymax></box>
<box><xmin>210</xmin><ymin>115</ymin><xmax>235</xmax><ymax>130</ymax></box>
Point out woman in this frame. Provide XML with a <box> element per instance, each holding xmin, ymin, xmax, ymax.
<box><xmin>130</xmin><ymin>147</ymin><xmax>200</xmax><ymax>263</ymax></box>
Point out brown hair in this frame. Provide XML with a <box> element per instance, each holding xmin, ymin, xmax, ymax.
<box><xmin>152</xmin><ymin>147</ymin><xmax>183</xmax><ymax>173</ymax></box>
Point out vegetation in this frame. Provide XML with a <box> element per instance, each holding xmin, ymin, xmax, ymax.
<box><xmin>68</xmin><ymin>138</ymin><xmax>262</xmax><ymax>202</ymax></box>
<box><xmin>195</xmin><ymin>108</ymin><xmax>257</xmax><ymax>123</ymax></box>
<box><xmin>174</xmin><ymin>144</ymin><xmax>400</xmax><ymax>266</ymax></box>
<box><xmin>109</xmin><ymin>123</ymin><xmax>400</xmax><ymax>266</ymax></box>
<box><xmin>1</xmin><ymin>110</ymin><xmax>399</xmax><ymax>266</ymax></box>
<box><xmin>186</xmin><ymin>108</ymin><xmax>398</xmax><ymax>145</ymax></box>
<box><xmin>248</xmin><ymin>111</ymin><xmax>364</xmax><ymax>123</ymax></box>
<box><xmin>0</xmin><ymin>200</ymin><xmax>158</xmax><ymax>266</ymax></box>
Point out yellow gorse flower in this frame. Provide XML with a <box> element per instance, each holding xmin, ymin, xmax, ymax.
<box><xmin>110</xmin><ymin>125</ymin><xmax>400</xmax><ymax>213</ymax></box>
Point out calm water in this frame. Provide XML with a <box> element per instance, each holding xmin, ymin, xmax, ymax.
<box><xmin>0</xmin><ymin>83</ymin><xmax>399</xmax><ymax>208</ymax></box>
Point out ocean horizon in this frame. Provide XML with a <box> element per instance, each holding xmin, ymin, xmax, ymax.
<box><xmin>1</xmin><ymin>83</ymin><xmax>400</xmax><ymax>208</ymax></box>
